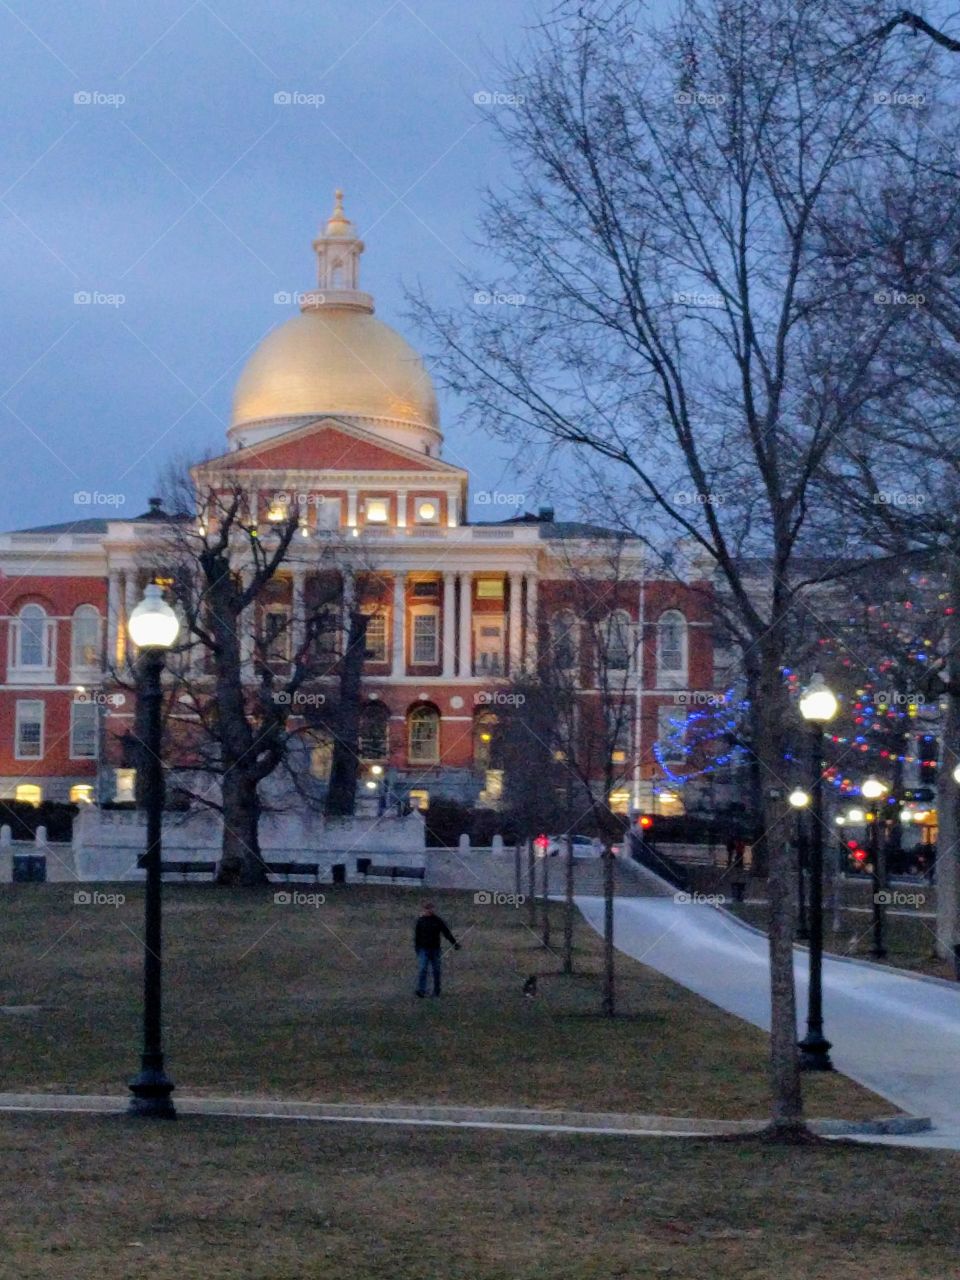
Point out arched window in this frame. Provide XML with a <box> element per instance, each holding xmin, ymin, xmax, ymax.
<box><xmin>71</xmin><ymin>605</ymin><xmax>101</xmax><ymax>672</ymax></box>
<box><xmin>359</xmin><ymin>702</ymin><xmax>390</xmax><ymax>760</ymax></box>
<box><xmin>550</xmin><ymin>610</ymin><xmax>578</xmax><ymax>673</ymax></box>
<box><xmin>408</xmin><ymin>704</ymin><xmax>440</xmax><ymax>764</ymax></box>
<box><xmin>604</xmin><ymin>610</ymin><xmax>633</xmax><ymax>672</ymax></box>
<box><xmin>656</xmin><ymin>610</ymin><xmax>688</xmax><ymax>686</ymax></box>
<box><xmin>12</xmin><ymin>603</ymin><xmax>53</xmax><ymax>674</ymax></box>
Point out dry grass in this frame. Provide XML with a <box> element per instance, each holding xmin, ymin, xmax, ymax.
<box><xmin>0</xmin><ymin>882</ymin><xmax>885</xmax><ymax>1121</ymax></box>
<box><xmin>1</xmin><ymin>1112</ymin><xmax>957</xmax><ymax>1280</ymax></box>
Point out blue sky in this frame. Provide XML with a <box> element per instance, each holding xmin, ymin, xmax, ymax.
<box><xmin>0</xmin><ymin>0</ymin><xmax>548</xmax><ymax>531</ymax></box>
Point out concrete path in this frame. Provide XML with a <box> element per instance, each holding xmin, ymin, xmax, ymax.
<box><xmin>425</xmin><ymin>848</ymin><xmax>654</xmax><ymax>897</ymax></box>
<box><xmin>576</xmin><ymin>893</ymin><xmax>960</xmax><ymax>1149</ymax></box>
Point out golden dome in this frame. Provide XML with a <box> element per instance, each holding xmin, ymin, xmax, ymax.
<box><xmin>229</xmin><ymin>308</ymin><xmax>440</xmax><ymax>436</ymax></box>
<box><xmin>229</xmin><ymin>192</ymin><xmax>441</xmax><ymax>450</ymax></box>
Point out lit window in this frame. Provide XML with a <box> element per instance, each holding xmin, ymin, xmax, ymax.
<box><xmin>415</xmin><ymin>497</ymin><xmax>439</xmax><ymax>524</ymax></box>
<box><xmin>476</xmin><ymin>578</ymin><xmax>504</xmax><ymax>599</ymax></box>
<box><xmin>71</xmin><ymin>605</ymin><xmax>101</xmax><ymax>671</ymax></box>
<box><xmin>408</xmin><ymin>789</ymin><xmax>430</xmax><ymax>811</ymax></box>
<box><xmin>408</xmin><ymin>705</ymin><xmax>440</xmax><ymax>763</ymax></box>
<box><xmin>266</xmin><ymin>493</ymin><xmax>289</xmax><ymax>522</ymax></box>
<box><xmin>14</xmin><ymin>784</ymin><xmax>42</xmax><ymax>806</ymax></box>
<box><xmin>70</xmin><ymin>700</ymin><xmax>98</xmax><ymax>759</ymax></box>
<box><xmin>15</xmin><ymin>700</ymin><xmax>44</xmax><ymax>760</ymax></box>
<box><xmin>70</xmin><ymin>784</ymin><xmax>94</xmax><ymax>805</ymax></box>
<box><xmin>364</xmin><ymin>612</ymin><xmax>388</xmax><ymax>663</ymax></box>
<box><xmin>364</xmin><ymin>498</ymin><xmax>389</xmax><ymax>524</ymax></box>
<box><xmin>114</xmin><ymin>768</ymin><xmax>136</xmax><ymax>803</ymax></box>
<box><xmin>608</xmin><ymin>789</ymin><xmax>631</xmax><ymax>815</ymax></box>
<box><xmin>412</xmin><ymin>612</ymin><xmax>439</xmax><ymax>664</ymax></box>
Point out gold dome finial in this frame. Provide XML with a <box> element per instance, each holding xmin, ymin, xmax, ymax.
<box><xmin>326</xmin><ymin>188</ymin><xmax>352</xmax><ymax>237</ymax></box>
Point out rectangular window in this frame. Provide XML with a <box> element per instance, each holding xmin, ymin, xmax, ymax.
<box><xmin>657</xmin><ymin>705</ymin><xmax>685</xmax><ymax>764</ymax></box>
<box><xmin>364</xmin><ymin>497</ymin><xmax>389</xmax><ymax>524</ymax></box>
<box><xmin>315</xmin><ymin>497</ymin><xmax>341</xmax><ymax>529</ymax></box>
<box><xmin>70</xmin><ymin>700</ymin><xmax>98</xmax><ymax>759</ymax></box>
<box><xmin>474</xmin><ymin>620</ymin><xmax>504</xmax><ymax>676</ymax></box>
<box><xmin>264</xmin><ymin>609</ymin><xmax>291</xmax><ymax>661</ymax></box>
<box><xmin>412</xmin><ymin>611</ymin><xmax>439</xmax><ymax>664</ymax></box>
<box><xmin>476</xmin><ymin>578</ymin><xmax>504</xmax><ymax>599</ymax></box>
<box><xmin>364</xmin><ymin>612</ymin><xmax>388</xmax><ymax>662</ymax></box>
<box><xmin>411</xmin><ymin>580</ymin><xmax>439</xmax><ymax>599</ymax></box>
<box><xmin>15</xmin><ymin>700</ymin><xmax>44</xmax><ymax>760</ymax></box>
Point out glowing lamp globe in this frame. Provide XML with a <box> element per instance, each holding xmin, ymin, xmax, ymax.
<box><xmin>127</xmin><ymin>584</ymin><xmax>180</xmax><ymax>650</ymax></box>
<box><xmin>799</xmin><ymin>673</ymin><xmax>838</xmax><ymax>724</ymax></box>
<box><xmin>861</xmin><ymin>777</ymin><xmax>887</xmax><ymax>801</ymax></box>
<box><xmin>788</xmin><ymin>788</ymin><xmax>810</xmax><ymax>809</ymax></box>
<box><xmin>953</xmin><ymin>763</ymin><xmax>960</xmax><ymax>785</ymax></box>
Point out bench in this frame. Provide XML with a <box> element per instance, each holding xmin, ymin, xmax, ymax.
<box><xmin>358</xmin><ymin>863</ymin><xmax>426</xmax><ymax>882</ymax></box>
<box><xmin>264</xmin><ymin>861</ymin><xmax>321</xmax><ymax>882</ymax></box>
<box><xmin>137</xmin><ymin>857</ymin><xmax>217</xmax><ymax>880</ymax></box>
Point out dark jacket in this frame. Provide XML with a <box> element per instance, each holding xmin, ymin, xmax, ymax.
<box><xmin>415</xmin><ymin>913</ymin><xmax>457</xmax><ymax>952</ymax></box>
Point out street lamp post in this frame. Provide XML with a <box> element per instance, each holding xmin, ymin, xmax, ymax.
<box><xmin>126</xmin><ymin>583</ymin><xmax>180</xmax><ymax>1119</ymax></box>
<box><xmin>862</xmin><ymin>776</ymin><xmax>889</xmax><ymax>959</ymax></box>
<box><xmin>789</xmin><ymin>788</ymin><xmax>810</xmax><ymax>941</ymax></box>
<box><xmin>797</xmin><ymin>673</ymin><xmax>838</xmax><ymax>1072</ymax></box>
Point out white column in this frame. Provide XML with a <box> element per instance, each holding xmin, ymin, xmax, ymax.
<box><xmin>396</xmin><ymin>490</ymin><xmax>407</xmax><ymax>528</ymax></box>
<box><xmin>391</xmin><ymin>571</ymin><xmax>406</xmax><ymax>678</ymax></box>
<box><xmin>524</xmin><ymin>574</ymin><xmax>538</xmax><ymax>670</ymax></box>
<box><xmin>508</xmin><ymin>572</ymin><xmax>523</xmax><ymax>675</ymax></box>
<box><xmin>248</xmin><ymin>487</ymin><xmax>259</xmax><ymax>525</ymax></box>
<box><xmin>107</xmin><ymin>570</ymin><xmax>122</xmax><ymax>669</ymax></box>
<box><xmin>347</xmin><ymin>488</ymin><xmax>358</xmax><ymax>528</ymax></box>
<box><xmin>123</xmin><ymin>570</ymin><xmax>139</xmax><ymax>666</ymax></box>
<box><xmin>240</xmin><ymin>570</ymin><xmax>255</xmax><ymax>678</ymax></box>
<box><xmin>448</xmin><ymin>491</ymin><xmax>459</xmax><ymax>528</ymax></box>
<box><xmin>442</xmin><ymin>572</ymin><xmax>456</xmax><ymax>679</ymax></box>
<box><xmin>291</xmin><ymin>570</ymin><xmax>306</xmax><ymax>657</ymax></box>
<box><xmin>458</xmin><ymin>573</ymin><xmax>472</xmax><ymax>677</ymax></box>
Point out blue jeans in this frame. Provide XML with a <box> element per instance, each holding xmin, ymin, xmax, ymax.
<box><xmin>416</xmin><ymin>947</ymin><xmax>442</xmax><ymax>995</ymax></box>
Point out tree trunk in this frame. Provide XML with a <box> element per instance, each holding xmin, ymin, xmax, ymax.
<box><xmin>217</xmin><ymin>768</ymin><xmax>264</xmax><ymax>885</ymax></box>
<box><xmin>756</xmin><ymin>637</ymin><xmax>804</xmax><ymax>1134</ymax></box>
<box><xmin>602</xmin><ymin>844</ymin><xmax>615</xmax><ymax>1017</ymax></box>
<box><xmin>326</xmin><ymin>609</ymin><xmax>368</xmax><ymax>817</ymax></box>
<box><xmin>937</xmin><ymin>548</ymin><xmax>960</xmax><ymax>959</ymax></box>
<box><xmin>563</xmin><ymin>836</ymin><xmax>575</xmax><ymax>974</ymax></box>
<box><xmin>541</xmin><ymin>852</ymin><xmax>551</xmax><ymax>949</ymax></box>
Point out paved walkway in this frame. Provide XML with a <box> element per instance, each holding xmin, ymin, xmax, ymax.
<box><xmin>576</xmin><ymin>891</ymin><xmax>960</xmax><ymax>1150</ymax></box>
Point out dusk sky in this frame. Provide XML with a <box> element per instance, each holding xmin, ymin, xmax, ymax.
<box><xmin>0</xmin><ymin>0</ymin><xmax>576</xmax><ymax>532</ymax></box>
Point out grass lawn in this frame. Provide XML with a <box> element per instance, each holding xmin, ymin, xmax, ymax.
<box><xmin>2</xmin><ymin>1112</ymin><xmax>958</xmax><ymax>1280</ymax></box>
<box><xmin>1</xmin><ymin>883</ymin><xmax>886</xmax><ymax>1121</ymax></box>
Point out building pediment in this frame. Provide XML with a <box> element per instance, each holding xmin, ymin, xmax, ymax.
<box><xmin>197</xmin><ymin>417</ymin><xmax>465</xmax><ymax>479</ymax></box>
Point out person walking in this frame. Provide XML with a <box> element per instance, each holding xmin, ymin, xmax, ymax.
<box><xmin>414</xmin><ymin>902</ymin><xmax>460</xmax><ymax>997</ymax></box>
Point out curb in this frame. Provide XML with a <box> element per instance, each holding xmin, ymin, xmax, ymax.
<box><xmin>0</xmin><ymin>1092</ymin><xmax>929</xmax><ymax>1138</ymax></box>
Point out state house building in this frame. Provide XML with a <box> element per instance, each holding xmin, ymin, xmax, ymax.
<box><xmin>0</xmin><ymin>194</ymin><xmax>714</xmax><ymax>815</ymax></box>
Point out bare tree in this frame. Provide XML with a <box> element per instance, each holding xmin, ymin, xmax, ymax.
<box><xmin>412</xmin><ymin>0</ymin><xmax>940</xmax><ymax>1130</ymax></box>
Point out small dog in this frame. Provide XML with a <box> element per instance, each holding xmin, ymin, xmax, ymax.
<box><xmin>522</xmin><ymin>974</ymin><xmax>538</xmax><ymax>998</ymax></box>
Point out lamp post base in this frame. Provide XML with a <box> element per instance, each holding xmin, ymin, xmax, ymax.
<box><xmin>798</xmin><ymin>1031</ymin><xmax>833</xmax><ymax>1072</ymax></box>
<box><xmin>128</xmin><ymin>1063</ymin><xmax>176</xmax><ymax>1118</ymax></box>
